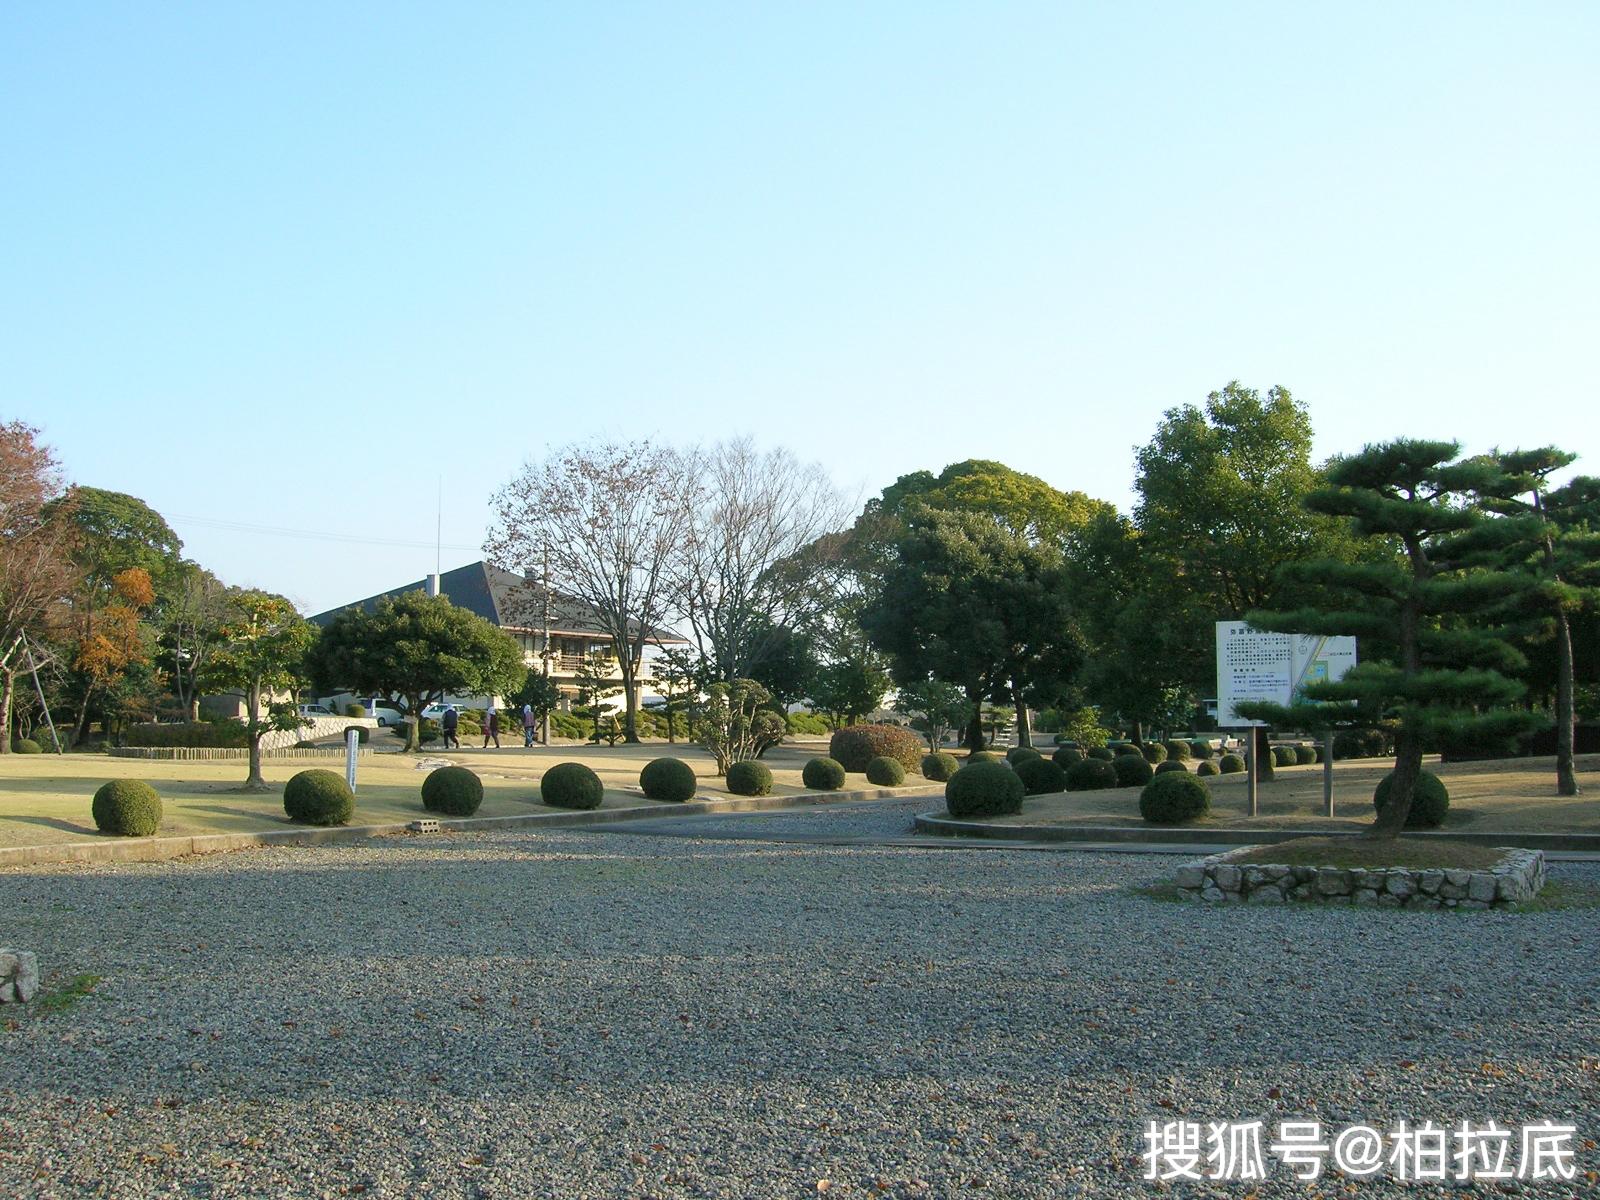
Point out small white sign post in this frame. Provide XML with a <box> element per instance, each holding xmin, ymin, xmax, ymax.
<box><xmin>1216</xmin><ymin>622</ymin><xmax>1356</xmax><ymax>817</ymax></box>
<box><xmin>345</xmin><ymin>726</ymin><xmax>360</xmax><ymax>794</ymax></box>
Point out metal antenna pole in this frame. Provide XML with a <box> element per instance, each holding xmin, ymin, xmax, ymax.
<box><xmin>19</xmin><ymin>631</ymin><xmax>64</xmax><ymax>754</ymax></box>
<box><xmin>541</xmin><ymin>541</ymin><xmax>552</xmax><ymax>746</ymax></box>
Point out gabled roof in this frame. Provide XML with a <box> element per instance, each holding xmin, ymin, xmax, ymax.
<box><xmin>310</xmin><ymin>560</ymin><xmax>687</xmax><ymax>643</ymax></box>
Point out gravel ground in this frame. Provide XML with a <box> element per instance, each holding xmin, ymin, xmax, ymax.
<box><xmin>1</xmin><ymin>819</ymin><xmax>1598</xmax><ymax>1198</ymax></box>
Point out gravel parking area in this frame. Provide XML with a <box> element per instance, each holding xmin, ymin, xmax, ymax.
<box><xmin>2</xmin><ymin>823</ymin><xmax>1597</xmax><ymax>1198</ymax></box>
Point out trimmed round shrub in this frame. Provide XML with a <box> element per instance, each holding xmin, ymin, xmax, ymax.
<box><xmin>1113</xmin><ymin>753</ymin><xmax>1155</xmax><ymax>787</ymax></box>
<box><xmin>803</xmin><ymin>756</ymin><xmax>848</xmax><ymax>790</ymax></box>
<box><xmin>91</xmin><ymin>779</ymin><xmax>162</xmax><ymax>837</ymax></box>
<box><xmin>968</xmin><ymin>750</ymin><xmax>1005</xmax><ymax>765</ymax></box>
<box><xmin>828</xmin><ymin>723</ymin><xmax>924</xmax><ymax>773</ymax></box>
<box><xmin>1066</xmin><ymin>757</ymin><xmax>1119</xmax><ymax>791</ymax></box>
<box><xmin>284</xmin><ymin>769</ymin><xmax>355</xmax><ymax>826</ymax></box>
<box><xmin>1373</xmin><ymin>769</ymin><xmax>1450</xmax><ymax>829</ymax></box>
<box><xmin>1014</xmin><ymin>756</ymin><xmax>1066</xmax><ymax>795</ymax></box>
<box><xmin>541</xmin><ymin>762</ymin><xmax>604</xmax><ymax>809</ymax></box>
<box><xmin>1188</xmin><ymin>739</ymin><xmax>1213</xmax><ymax>759</ymax></box>
<box><xmin>1139</xmin><ymin>772</ymin><xmax>1212</xmax><ymax>823</ymax></box>
<box><xmin>1219</xmin><ymin>753</ymin><xmax>1245</xmax><ymax>774</ymax></box>
<box><xmin>1312</xmin><ymin>745</ymin><xmax>1326</xmax><ymax>763</ymax></box>
<box><xmin>346</xmin><ymin>703</ymin><xmax>368</xmax><ymax>718</ymax></box>
<box><xmin>1195</xmin><ymin>759</ymin><xmax>1220</xmax><ymax>777</ymax></box>
<box><xmin>1294</xmin><ymin>745</ymin><xmax>1317</xmax><ymax>766</ymax></box>
<box><xmin>1052</xmin><ymin>745</ymin><xmax>1084</xmax><ymax>768</ymax></box>
<box><xmin>1154</xmin><ymin>759</ymin><xmax>1189</xmax><ymax>775</ymax></box>
<box><xmin>1140</xmin><ymin>742</ymin><xmax>1168</xmax><ymax>764</ymax></box>
<box><xmin>1332</xmin><ymin>730</ymin><xmax>1365</xmax><ymax>760</ymax></box>
<box><xmin>11</xmin><ymin>737</ymin><xmax>43</xmax><ymax>754</ymax></box>
<box><xmin>1361</xmin><ymin>728</ymin><xmax>1389</xmax><ymax>757</ymax></box>
<box><xmin>1006</xmin><ymin>746</ymin><xmax>1042</xmax><ymax>765</ymax></box>
<box><xmin>1161</xmin><ymin>739</ymin><xmax>1191</xmax><ymax>762</ymax></box>
<box><xmin>640</xmin><ymin>757</ymin><xmax>698</xmax><ymax>802</ymax></box>
<box><xmin>1086</xmin><ymin>746</ymin><xmax>1116</xmax><ymax>762</ymax></box>
<box><xmin>944</xmin><ymin>761</ymin><xmax>1025</xmax><ymax>818</ymax></box>
<box><xmin>1114</xmin><ymin>745</ymin><xmax>1143</xmax><ymax>758</ymax></box>
<box><xmin>1270</xmin><ymin>745</ymin><xmax>1296</xmax><ymax>767</ymax></box>
<box><xmin>421</xmin><ymin>765</ymin><xmax>483</xmax><ymax>816</ymax></box>
<box><xmin>726</xmin><ymin>760</ymin><xmax>774</xmax><ymax>796</ymax></box>
<box><xmin>921</xmin><ymin>752</ymin><xmax>960</xmax><ymax>782</ymax></box>
<box><xmin>865</xmin><ymin>756</ymin><xmax>907</xmax><ymax>787</ymax></box>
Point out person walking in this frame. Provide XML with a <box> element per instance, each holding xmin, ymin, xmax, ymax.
<box><xmin>522</xmin><ymin>702</ymin><xmax>535</xmax><ymax>748</ymax></box>
<box><xmin>483</xmin><ymin>705</ymin><xmax>501</xmax><ymax>749</ymax></box>
<box><xmin>441</xmin><ymin>704</ymin><xmax>459</xmax><ymax>750</ymax></box>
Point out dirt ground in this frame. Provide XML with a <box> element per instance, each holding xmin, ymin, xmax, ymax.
<box><xmin>980</xmin><ymin>753</ymin><xmax>1600</xmax><ymax>833</ymax></box>
<box><xmin>0</xmin><ymin>741</ymin><xmax>931</xmax><ymax>849</ymax></box>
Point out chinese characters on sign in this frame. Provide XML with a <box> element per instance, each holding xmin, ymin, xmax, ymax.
<box><xmin>1144</xmin><ymin>1119</ymin><xmax>1578</xmax><ymax>1183</ymax></box>
<box><xmin>1215</xmin><ymin>621</ymin><xmax>1357</xmax><ymax>727</ymax></box>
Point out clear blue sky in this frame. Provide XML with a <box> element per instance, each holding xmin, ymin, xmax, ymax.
<box><xmin>5</xmin><ymin>3</ymin><xmax>1596</xmax><ymax>615</ymax></box>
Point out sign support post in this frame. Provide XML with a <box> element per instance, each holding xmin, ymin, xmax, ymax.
<box><xmin>345</xmin><ymin>726</ymin><xmax>360</xmax><ymax>793</ymax></box>
<box><xmin>1247</xmin><ymin>739</ymin><xmax>1259</xmax><ymax>817</ymax></box>
<box><xmin>1323</xmin><ymin>729</ymin><xmax>1335</xmax><ymax>817</ymax></box>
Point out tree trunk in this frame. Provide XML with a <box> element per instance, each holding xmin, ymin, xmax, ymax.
<box><xmin>620</xmin><ymin>656</ymin><xmax>641</xmax><ymax>743</ymax></box>
<box><xmin>404</xmin><ymin>693</ymin><xmax>422</xmax><ymax>752</ymax></box>
<box><xmin>1130</xmin><ymin>719</ymin><xmax>1144</xmax><ymax>747</ymax></box>
<box><xmin>962</xmin><ymin>698</ymin><xmax>985</xmax><ymax>752</ymax></box>
<box><xmin>1372</xmin><ymin>721</ymin><xmax>1422</xmax><ymax>837</ymax></box>
<box><xmin>1012</xmin><ymin>685</ymin><xmax>1031</xmax><ymax>749</ymax></box>
<box><xmin>0</xmin><ymin>668</ymin><xmax>14</xmax><ymax>753</ymax></box>
<box><xmin>1555</xmin><ymin>607</ymin><xmax>1580</xmax><ymax>796</ymax></box>
<box><xmin>243</xmin><ymin>681</ymin><xmax>268</xmax><ymax>791</ymax></box>
<box><xmin>1252</xmin><ymin>726</ymin><xmax>1275</xmax><ymax>782</ymax></box>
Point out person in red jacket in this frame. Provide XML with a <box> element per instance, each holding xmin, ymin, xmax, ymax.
<box><xmin>482</xmin><ymin>705</ymin><xmax>501</xmax><ymax>749</ymax></box>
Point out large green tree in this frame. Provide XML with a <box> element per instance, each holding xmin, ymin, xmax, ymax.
<box><xmin>307</xmin><ymin>592</ymin><xmax>526</xmax><ymax>752</ymax></box>
<box><xmin>208</xmin><ymin>591</ymin><xmax>315</xmax><ymax>790</ymax></box>
<box><xmin>861</xmin><ymin>509</ymin><xmax>1084</xmax><ymax>750</ymax></box>
<box><xmin>1130</xmin><ymin>382</ymin><xmax>1367</xmax><ymax>763</ymax></box>
<box><xmin>866</xmin><ymin>459</ymin><xmax>1111</xmax><ymax>546</ymax></box>
<box><xmin>1238</xmin><ymin>440</ymin><xmax>1540</xmax><ymax>836</ymax></box>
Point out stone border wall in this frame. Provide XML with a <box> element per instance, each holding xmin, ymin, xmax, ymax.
<box><xmin>1174</xmin><ymin>846</ymin><xmax>1545</xmax><ymax>909</ymax></box>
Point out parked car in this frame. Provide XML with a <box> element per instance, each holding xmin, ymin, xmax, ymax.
<box><xmin>297</xmin><ymin>704</ymin><xmax>334</xmax><ymax>718</ymax></box>
<box><xmin>359</xmin><ymin>700</ymin><xmax>407</xmax><ymax>727</ymax></box>
<box><xmin>421</xmin><ymin>702</ymin><xmax>464</xmax><ymax>721</ymax></box>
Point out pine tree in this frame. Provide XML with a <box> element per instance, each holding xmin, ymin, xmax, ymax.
<box><xmin>1237</xmin><ymin>440</ymin><xmax>1540</xmax><ymax>836</ymax></box>
<box><xmin>1460</xmin><ymin>449</ymin><xmax>1600</xmax><ymax>795</ymax></box>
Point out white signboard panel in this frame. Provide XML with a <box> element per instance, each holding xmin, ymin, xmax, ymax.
<box><xmin>1215</xmin><ymin>621</ymin><xmax>1356</xmax><ymax>727</ymax></box>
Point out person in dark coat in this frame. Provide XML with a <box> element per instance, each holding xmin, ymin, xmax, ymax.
<box><xmin>441</xmin><ymin>704</ymin><xmax>459</xmax><ymax>749</ymax></box>
<box><xmin>483</xmin><ymin>705</ymin><xmax>501</xmax><ymax>749</ymax></box>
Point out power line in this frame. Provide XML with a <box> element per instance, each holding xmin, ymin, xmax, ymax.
<box><xmin>166</xmin><ymin>512</ymin><xmax>481</xmax><ymax>553</ymax></box>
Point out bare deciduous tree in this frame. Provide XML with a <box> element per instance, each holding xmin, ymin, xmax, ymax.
<box><xmin>486</xmin><ymin>441</ymin><xmax>692</xmax><ymax>743</ymax></box>
<box><xmin>0</xmin><ymin>422</ymin><xmax>76</xmax><ymax>751</ymax></box>
<box><xmin>674</xmin><ymin>438</ymin><xmax>852</xmax><ymax>682</ymax></box>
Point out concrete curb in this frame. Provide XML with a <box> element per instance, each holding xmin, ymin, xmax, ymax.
<box><xmin>0</xmin><ymin>786</ymin><xmax>943</xmax><ymax>870</ymax></box>
<box><xmin>912</xmin><ymin>811</ymin><xmax>1600</xmax><ymax>852</ymax></box>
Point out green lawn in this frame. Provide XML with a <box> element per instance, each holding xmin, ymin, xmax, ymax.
<box><xmin>0</xmin><ymin>743</ymin><xmax>932</xmax><ymax>848</ymax></box>
<box><xmin>1229</xmin><ymin>836</ymin><xmax>1505</xmax><ymax>870</ymax></box>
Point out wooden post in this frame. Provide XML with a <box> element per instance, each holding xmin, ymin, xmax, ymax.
<box><xmin>1323</xmin><ymin>728</ymin><xmax>1335</xmax><ymax>818</ymax></box>
<box><xmin>1247</xmin><ymin>731</ymin><xmax>1259</xmax><ymax>818</ymax></box>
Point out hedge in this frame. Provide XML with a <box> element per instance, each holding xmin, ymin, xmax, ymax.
<box><xmin>1066</xmin><ymin>758</ymin><xmax>1119</xmax><ymax>791</ymax></box>
<box><xmin>422</xmin><ymin>765</ymin><xmax>484</xmax><ymax>816</ymax></box>
<box><xmin>726</xmin><ymin>760</ymin><xmax>774</xmax><ymax>796</ymax></box>
<box><xmin>921</xmin><ymin>752</ymin><xmax>960</xmax><ymax>782</ymax></box>
<box><xmin>865</xmin><ymin>756</ymin><xmax>907</xmax><ymax>787</ymax></box>
<box><xmin>1015</xmin><ymin>757</ymin><xmax>1066</xmax><ymax>795</ymax></box>
<box><xmin>803</xmin><ymin>757</ymin><xmax>847</xmax><ymax>791</ymax></box>
<box><xmin>541</xmin><ymin>762</ymin><xmax>604</xmax><ymax>809</ymax></box>
<box><xmin>283</xmin><ymin>769</ymin><xmax>355</xmax><ymax>826</ymax></box>
<box><xmin>1139</xmin><ymin>773</ymin><xmax>1211</xmax><ymax>823</ymax></box>
<box><xmin>1373</xmin><ymin>769</ymin><xmax>1450</xmax><ymax>829</ymax></box>
<box><xmin>92</xmin><ymin>779</ymin><xmax>162</xmax><ymax>837</ymax></box>
<box><xmin>640</xmin><ymin>757</ymin><xmax>698</xmax><ymax>802</ymax></box>
<box><xmin>828</xmin><ymin>724</ymin><xmax>924</xmax><ymax>773</ymax></box>
<box><xmin>944</xmin><ymin>761</ymin><xmax>1024</xmax><ymax>818</ymax></box>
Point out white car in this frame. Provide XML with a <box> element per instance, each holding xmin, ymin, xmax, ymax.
<box><xmin>421</xmin><ymin>703</ymin><xmax>462</xmax><ymax>721</ymax></box>
<box><xmin>359</xmin><ymin>700</ymin><xmax>407</xmax><ymax>727</ymax></box>
<box><xmin>297</xmin><ymin>703</ymin><xmax>335</xmax><ymax>718</ymax></box>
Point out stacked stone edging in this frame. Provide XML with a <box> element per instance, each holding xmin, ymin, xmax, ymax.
<box><xmin>1174</xmin><ymin>846</ymin><xmax>1546</xmax><ymax>908</ymax></box>
<box><xmin>0</xmin><ymin>949</ymin><xmax>39</xmax><ymax>1002</ymax></box>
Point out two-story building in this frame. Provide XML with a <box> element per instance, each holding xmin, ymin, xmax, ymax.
<box><xmin>309</xmin><ymin>561</ymin><xmax>688</xmax><ymax>712</ymax></box>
